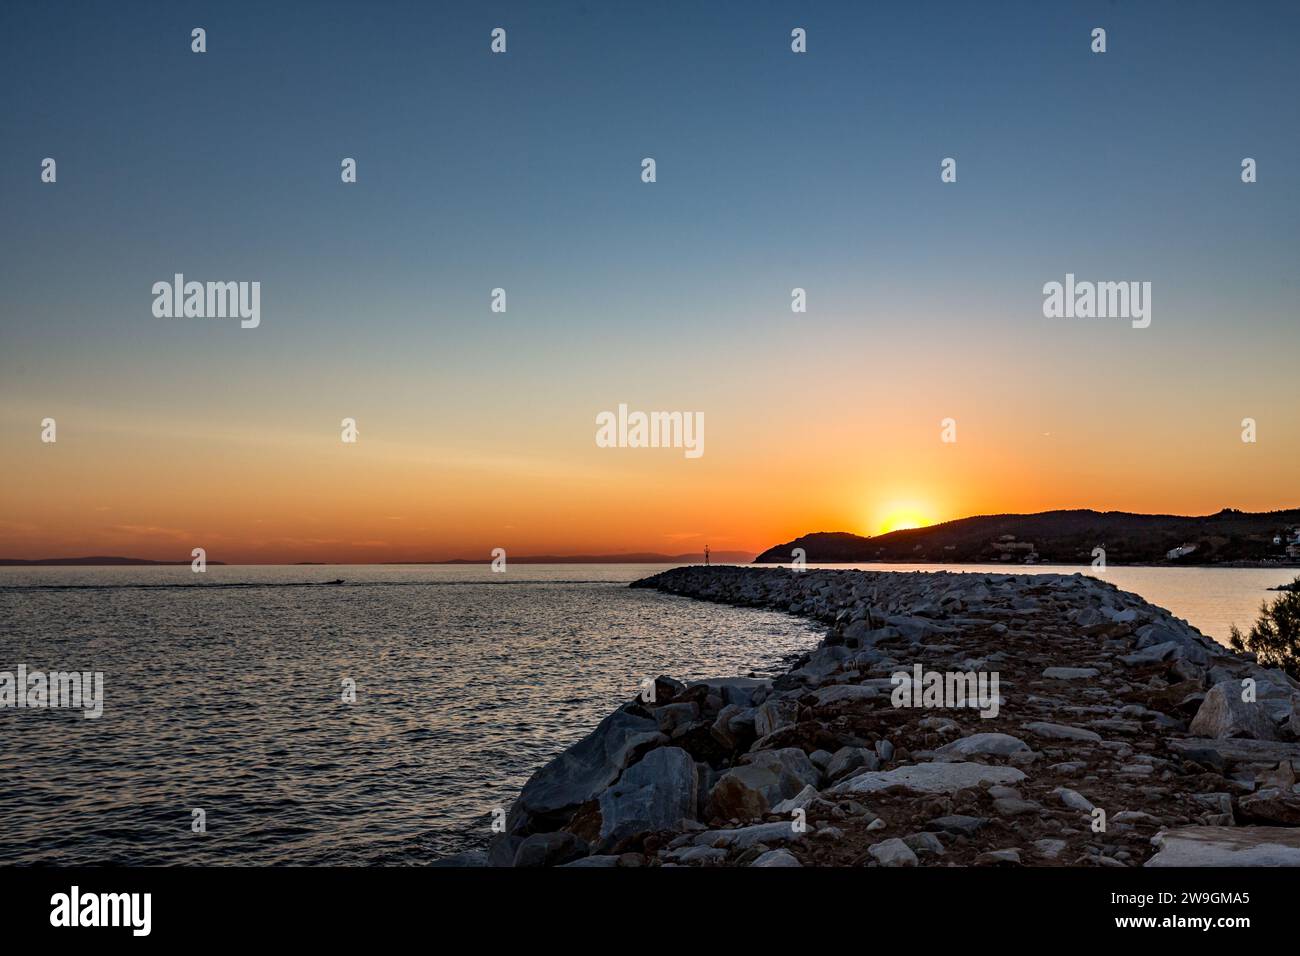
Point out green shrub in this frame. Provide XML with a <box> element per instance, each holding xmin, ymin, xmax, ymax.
<box><xmin>1229</xmin><ymin>577</ymin><xmax>1300</xmax><ymax>678</ymax></box>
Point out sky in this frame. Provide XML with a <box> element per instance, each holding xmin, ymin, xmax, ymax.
<box><xmin>1</xmin><ymin>1</ymin><xmax>1297</xmax><ymax>562</ymax></box>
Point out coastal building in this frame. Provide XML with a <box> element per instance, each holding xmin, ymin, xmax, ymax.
<box><xmin>1285</xmin><ymin>528</ymin><xmax>1300</xmax><ymax>559</ymax></box>
<box><xmin>992</xmin><ymin>538</ymin><xmax>1035</xmax><ymax>553</ymax></box>
<box><xmin>1166</xmin><ymin>543</ymin><xmax>1198</xmax><ymax>560</ymax></box>
<box><xmin>990</xmin><ymin>535</ymin><xmax>1038</xmax><ymax>563</ymax></box>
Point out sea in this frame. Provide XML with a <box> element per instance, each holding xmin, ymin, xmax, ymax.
<box><xmin>1</xmin><ymin>562</ymin><xmax>1294</xmax><ymax>865</ymax></box>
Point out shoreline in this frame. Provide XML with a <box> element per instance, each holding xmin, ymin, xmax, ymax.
<box><xmin>472</xmin><ymin>566</ymin><xmax>1300</xmax><ymax>867</ymax></box>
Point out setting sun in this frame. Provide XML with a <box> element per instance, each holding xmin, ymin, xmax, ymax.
<box><xmin>876</xmin><ymin>506</ymin><xmax>937</xmax><ymax>535</ymax></box>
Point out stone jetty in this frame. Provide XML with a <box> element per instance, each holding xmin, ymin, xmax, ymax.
<box><xmin>484</xmin><ymin>566</ymin><xmax>1300</xmax><ymax>867</ymax></box>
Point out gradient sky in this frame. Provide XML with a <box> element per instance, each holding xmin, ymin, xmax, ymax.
<box><xmin>1</xmin><ymin>1</ymin><xmax>1297</xmax><ymax>562</ymax></box>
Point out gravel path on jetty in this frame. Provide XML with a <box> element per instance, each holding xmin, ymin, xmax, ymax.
<box><xmin>481</xmin><ymin>567</ymin><xmax>1300</xmax><ymax>868</ymax></box>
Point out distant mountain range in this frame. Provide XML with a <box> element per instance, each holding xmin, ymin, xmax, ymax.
<box><xmin>437</xmin><ymin>551</ymin><xmax>755</xmax><ymax>565</ymax></box>
<box><xmin>0</xmin><ymin>552</ymin><xmax>752</xmax><ymax>566</ymax></box>
<box><xmin>0</xmin><ymin>556</ymin><xmax>227</xmax><ymax>566</ymax></box>
<box><xmin>754</xmin><ymin>509</ymin><xmax>1300</xmax><ymax>566</ymax></box>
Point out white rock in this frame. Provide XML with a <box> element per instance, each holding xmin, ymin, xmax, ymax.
<box><xmin>829</xmin><ymin>762</ymin><xmax>1025</xmax><ymax>796</ymax></box>
<box><xmin>750</xmin><ymin>848</ymin><xmax>802</xmax><ymax>867</ymax></box>
<box><xmin>1042</xmin><ymin>667</ymin><xmax>1100</xmax><ymax>680</ymax></box>
<box><xmin>1023</xmin><ymin>721</ymin><xmax>1102</xmax><ymax>743</ymax></box>
<box><xmin>1052</xmin><ymin>786</ymin><xmax>1095</xmax><ymax>813</ymax></box>
<box><xmin>772</xmin><ymin>784</ymin><xmax>820</xmax><ymax>814</ymax></box>
<box><xmin>934</xmin><ymin>732</ymin><xmax>1030</xmax><ymax>759</ymax></box>
<box><xmin>696</xmin><ymin>821</ymin><xmax>802</xmax><ymax>850</ymax></box>
<box><xmin>1146</xmin><ymin>827</ymin><xmax>1300</xmax><ymax>866</ymax></box>
<box><xmin>868</xmin><ymin>838</ymin><xmax>918</xmax><ymax>867</ymax></box>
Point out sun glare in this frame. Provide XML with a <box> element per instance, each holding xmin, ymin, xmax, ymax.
<box><xmin>877</xmin><ymin>507</ymin><xmax>935</xmax><ymax>536</ymax></box>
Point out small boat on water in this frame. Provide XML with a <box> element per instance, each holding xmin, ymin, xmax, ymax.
<box><xmin>325</xmin><ymin>578</ymin><xmax>345</xmax><ymax>585</ymax></box>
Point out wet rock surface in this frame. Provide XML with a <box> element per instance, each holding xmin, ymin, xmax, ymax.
<box><xmin>481</xmin><ymin>567</ymin><xmax>1300</xmax><ymax>867</ymax></box>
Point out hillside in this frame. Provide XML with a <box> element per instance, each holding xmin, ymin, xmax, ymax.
<box><xmin>753</xmin><ymin>509</ymin><xmax>1300</xmax><ymax>566</ymax></box>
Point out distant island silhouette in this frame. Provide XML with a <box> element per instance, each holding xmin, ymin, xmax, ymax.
<box><xmin>0</xmin><ymin>556</ymin><xmax>228</xmax><ymax>566</ymax></box>
<box><xmin>755</xmin><ymin>508</ymin><xmax>1300</xmax><ymax>566</ymax></box>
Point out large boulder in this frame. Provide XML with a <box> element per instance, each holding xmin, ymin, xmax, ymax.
<box><xmin>789</xmin><ymin>647</ymin><xmax>849</xmax><ymax>684</ymax></box>
<box><xmin>654</xmin><ymin>702</ymin><xmax>700</xmax><ymax>736</ymax></box>
<box><xmin>689</xmin><ymin>678</ymin><xmax>771</xmax><ymax>708</ymax></box>
<box><xmin>1133</xmin><ymin>622</ymin><xmax>1211</xmax><ymax>664</ymax></box>
<box><xmin>709</xmin><ymin>703</ymin><xmax>755</xmax><ymax>750</ymax></box>
<box><xmin>753</xmin><ymin>697</ymin><xmax>800</xmax><ymax>738</ymax></box>
<box><xmin>708</xmin><ymin>748</ymin><xmax>820</xmax><ymax>819</ymax></box>
<box><xmin>1237</xmin><ymin>762</ymin><xmax>1300</xmax><ymax>824</ymax></box>
<box><xmin>1120</xmin><ymin>642</ymin><xmax>1182</xmax><ymax>666</ymax></box>
<box><xmin>596</xmin><ymin>746</ymin><xmax>699</xmax><ymax>850</ymax></box>
<box><xmin>824</xmin><ymin>746</ymin><xmax>879</xmax><ymax>782</ymax></box>
<box><xmin>513</xmin><ymin>708</ymin><xmax>666</xmax><ymax>829</ymax></box>
<box><xmin>1188</xmin><ymin>680</ymin><xmax>1278</xmax><ymax>741</ymax></box>
<box><xmin>1250</xmin><ymin>672</ymin><xmax>1300</xmax><ymax>726</ymax></box>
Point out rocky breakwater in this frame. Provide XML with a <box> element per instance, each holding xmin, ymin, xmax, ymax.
<box><xmin>485</xmin><ymin>566</ymin><xmax>1300</xmax><ymax>867</ymax></box>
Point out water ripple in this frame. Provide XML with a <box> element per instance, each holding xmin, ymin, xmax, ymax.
<box><xmin>0</xmin><ymin>565</ymin><xmax>820</xmax><ymax>864</ymax></box>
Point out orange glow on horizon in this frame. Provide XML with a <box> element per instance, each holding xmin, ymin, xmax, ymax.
<box><xmin>2</xmin><ymin>377</ymin><xmax>1297</xmax><ymax>563</ymax></box>
<box><xmin>874</xmin><ymin>504</ymin><xmax>939</xmax><ymax>536</ymax></box>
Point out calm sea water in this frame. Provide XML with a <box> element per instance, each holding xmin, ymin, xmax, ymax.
<box><xmin>0</xmin><ymin>562</ymin><xmax>1292</xmax><ymax>865</ymax></box>
<box><xmin>805</xmin><ymin>563</ymin><xmax>1299</xmax><ymax>646</ymax></box>
<box><xmin>0</xmin><ymin>564</ymin><xmax>821</xmax><ymax>865</ymax></box>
